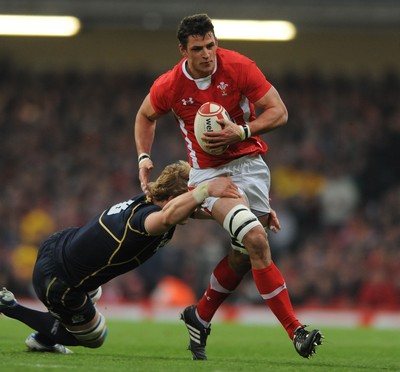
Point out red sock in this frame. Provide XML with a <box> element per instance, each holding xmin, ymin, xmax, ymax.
<box><xmin>252</xmin><ymin>262</ymin><xmax>302</xmax><ymax>339</ymax></box>
<box><xmin>197</xmin><ymin>255</ymin><xmax>244</xmax><ymax>322</ymax></box>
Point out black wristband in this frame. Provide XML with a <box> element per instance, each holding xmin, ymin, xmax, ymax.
<box><xmin>138</xmin><ymin>153</ymin><xmax>151</xmax><ymax>163</ymax></box>
<box><xmin>242</xmin><ymin>124</ymin><xmax>251</xmax><ymax>140</ymax></box>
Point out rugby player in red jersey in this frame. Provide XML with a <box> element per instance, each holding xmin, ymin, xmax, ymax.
<box><xmin>134</xmin><ymin>13</ymin><xmax>323</xmax><ymax>360</ymax></box>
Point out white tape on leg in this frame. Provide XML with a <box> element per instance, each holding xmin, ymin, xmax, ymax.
<box><xmin>230</xmin><ymin>237</ymin><xmax>248</xmax><ymax>255</ymax></box>
<box><xmin>67</xmin><ymin>312</ymin><xmax>107</xmax><ymax>347</ymax></box>
<box><xmin>223</xmin><ymin>204</ymin><xmax>262</xmax><ymax>243</ymax></box>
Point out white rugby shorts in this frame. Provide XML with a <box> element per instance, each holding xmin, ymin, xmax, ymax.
<box><xmin>188</xmin><ymin>155</ymin><xmax>271</xmax><ymax>216</ymax></box>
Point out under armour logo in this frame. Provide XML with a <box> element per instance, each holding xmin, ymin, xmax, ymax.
<box><xmin>182</xmin><ymin>97</ymin><xmax>194</xmax><ymax>105</ymax></box>
<box><xmin>51</xmin><ymin>320</ymin><xmax>60</xmax><ymax>335</ymax></box>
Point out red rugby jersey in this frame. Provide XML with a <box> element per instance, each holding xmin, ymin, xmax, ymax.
<box><xmin>150</xmin><ymin>48</ymin><xmax>272</xmax><ymax>168</ymax></box>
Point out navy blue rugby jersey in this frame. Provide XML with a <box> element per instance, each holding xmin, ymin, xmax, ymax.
<box><xmin>52</xmin><ymin>193</ymin><xmax>175</xmax><ymax>290</ymax></box>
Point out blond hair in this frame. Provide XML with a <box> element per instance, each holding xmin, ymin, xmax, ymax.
<box><xmin>147</xmin><ymin>160</ymin><xmax>190</xmax><ymax>201</ymax></box>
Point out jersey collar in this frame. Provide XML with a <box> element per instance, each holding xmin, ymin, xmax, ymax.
<box><xmin>182</xmin><ymin>59</ymin><xmax>217</xmax><ymax>90</ymax></box>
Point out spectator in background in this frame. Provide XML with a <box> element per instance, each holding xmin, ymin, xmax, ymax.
<box><xmin>10</xmin><ymin>209</ymin><xmax>55</xmax><ymax>297</ymax></box>
<box><xmin>358</xmin><ymin>270</ymin><xmax>398</xmax><ymax>310</ymax></box>
<box><xmin>319</xmin><ymin>164</ymin><xmax>360</xmax><ymax>228</ymax></box>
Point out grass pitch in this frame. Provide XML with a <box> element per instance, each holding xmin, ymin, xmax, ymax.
<box><xmin>1</xmin><ymin>317</ymin><xmax>399</xmax><ymax>372</ymax></box>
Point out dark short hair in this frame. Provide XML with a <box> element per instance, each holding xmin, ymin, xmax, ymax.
<box><xmin>176</xmin><ymin>13</ymin><xmax>215</xmax><ymax>49</ymax></box>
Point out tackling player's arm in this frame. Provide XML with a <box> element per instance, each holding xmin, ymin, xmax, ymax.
<box><xmin>144</xmin><ymin>177</ymin><xmax>240</xmax><ymax>235</ymax></box>
<box><xmin>134</xmin><ymin>94</ymin><xmax>160</xmax><ymax>195</ymax></box>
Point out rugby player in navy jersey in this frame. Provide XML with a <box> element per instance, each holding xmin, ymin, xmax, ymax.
<box><xmin>0</xmin><ymin>160</ymin><xmax>240</xmax><ymax>353</ymax></box>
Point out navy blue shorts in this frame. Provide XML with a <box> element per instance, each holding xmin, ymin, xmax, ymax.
<box><xmin>32</xmin><ymin>230</ymin><xmax>96</xmax><ymax>326</ymax></box>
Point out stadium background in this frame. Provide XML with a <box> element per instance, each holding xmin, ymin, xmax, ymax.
<box><xmin>1</xmin><ymin>1</ymin><xmax>399</xmax><ymax>326</ymax></box>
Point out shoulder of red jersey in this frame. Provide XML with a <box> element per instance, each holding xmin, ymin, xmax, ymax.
<box><xmin>152</xmin><ymin>59</ymin><xmax>185</xmax><ymax>88</ymax></box>
<box><xmin>150</xmin><ymin>59</ymin><xmax>186</xmax><ymax>115</ymax></box>
<box><xmin>216</xmin><ymin>48</ymin><xmax>256</xmax><ymax>67</ymax></box>
<box><xmin>215</xmin><ymin>47</ymin><xmax>272</xmax><ymax>103</ymax></box>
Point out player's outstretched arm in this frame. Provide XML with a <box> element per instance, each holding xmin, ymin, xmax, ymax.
<box><xmin>144</xmin><ymin>177</ymin><xmax>240</xmax><ymax>235</ymax></box>
<box><xmin>135</xmin><ymin>94</ymin><xmax>159</xmax><ymax>196</ymax></box>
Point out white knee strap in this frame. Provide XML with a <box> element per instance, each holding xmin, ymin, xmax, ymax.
<box><xmin>67</xmin><ymin>312</ymin><xmax>107</xmax><ymax>346</ymax></box>
<box><xmin>230</xmin><ymin>237</ymin><xmax>249</xmax><ymax>255</ymax></box>
<box><xmin>88</xmin><ymin>287</ymin><xmax>102</xmax><ymax>304</ymax></box>
<box><xmin>223</xmin><ymin>204</ymin><xmax>262</xmax><ymax>244</ymax></box>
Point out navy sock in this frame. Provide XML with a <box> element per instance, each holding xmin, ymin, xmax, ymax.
<box><xmin>2</xmin><ymin>303</ymin><xmax>80</xmax><ymax>346</ymax></box>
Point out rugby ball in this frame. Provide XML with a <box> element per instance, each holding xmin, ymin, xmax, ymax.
<box><xmin>194</xmin><ymin>102</ymin><xmax>230</xmax><ymax>155</ymax></box>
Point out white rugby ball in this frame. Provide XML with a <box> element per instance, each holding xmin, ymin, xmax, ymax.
<box><xmin>194</xmin><ymin>102</ymin><xmax>230</xmax><ymax>155</ymax></box>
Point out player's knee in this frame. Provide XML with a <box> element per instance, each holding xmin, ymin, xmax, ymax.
<box><xmin>242</xmin><ymin>225</ymin><xmax>267</xmax><ymax>248</ymax></box>
<box><xmin>66</xmin><ymin>312</ymin><xmax>108</xmax><ymax>348</ymax></box>
<box><xmin>242</xmin><ymin>227</ymin><xmax>271</xmax><ymax>262</ymax></box>
<box><xmin>223</xmin><ymin>204</ymin><xmax>263</xmax><ymax>245</ymax></box>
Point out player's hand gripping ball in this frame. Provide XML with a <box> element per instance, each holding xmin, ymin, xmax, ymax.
<box><xmin>194</xmin><ymin>102</ymin><xmax>230</xmax><ymax>155</ymax></box>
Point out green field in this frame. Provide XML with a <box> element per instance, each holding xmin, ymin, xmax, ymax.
<box><xmin>1</xmin><ymin>317</ymin><xmax>399</xmax><ymax>372</ymax></box>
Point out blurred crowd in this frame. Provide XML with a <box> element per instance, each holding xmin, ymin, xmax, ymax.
<box><xmin>1</xmin><ymin>59</ymin><xmax>399</xmax><ymax>311</ymax></box>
